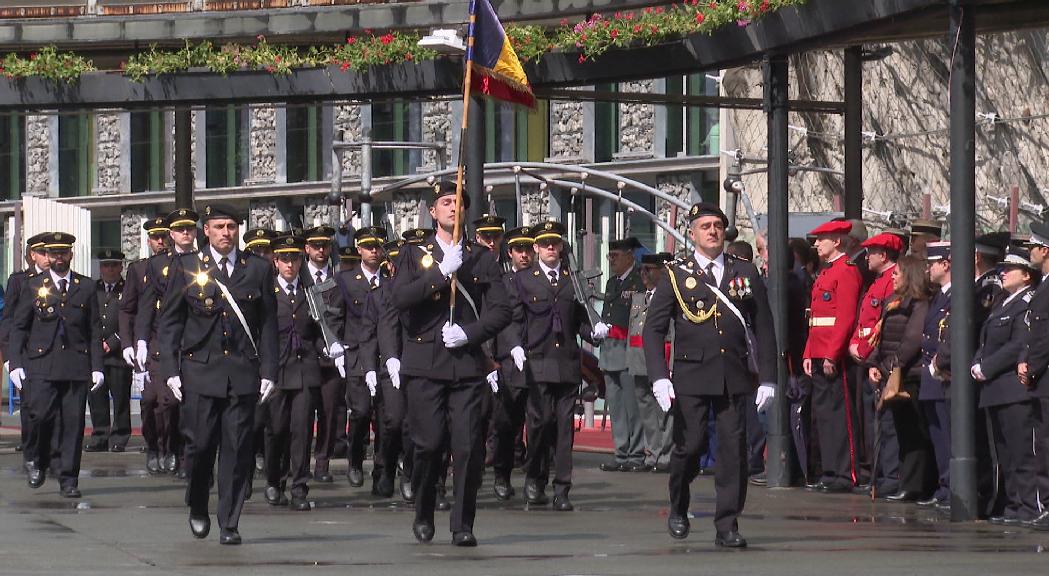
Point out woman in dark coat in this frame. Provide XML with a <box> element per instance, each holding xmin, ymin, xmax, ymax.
<box><xmin>868</xmin><ymin>255</ymin><xmax>935</xmax><ymax>502</ymax></box>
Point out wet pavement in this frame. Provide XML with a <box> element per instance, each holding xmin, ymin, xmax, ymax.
<box><xmin>0</xmin><ymin>431</ymin><xmax>1047</xmax><ymax>575</ymax></box>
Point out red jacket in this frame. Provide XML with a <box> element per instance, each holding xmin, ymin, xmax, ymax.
<box><xmin>803</xmin><ymin>254</ymin><xmax>863</xmax><ymax>362</ymax></box>
<box><xmin>849</xmin><ymin>263</ymin><xmax>897</xmax><ymax>361</ymax></box>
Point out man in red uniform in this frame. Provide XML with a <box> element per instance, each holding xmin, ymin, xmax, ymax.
<box><xmin>848</xmin><ymin>233</ymin><xmax>902</xmax><ymax>497</ymax></box>
<box><xmin>804</xmin><ymin>220</ymin><xmax>863</xmax><ymax>492</ymax></box>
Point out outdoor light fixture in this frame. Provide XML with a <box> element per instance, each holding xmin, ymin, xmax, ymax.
<box><xmin>418</xmin><ymin>29</ymin><xmax>466</xmax><ymax>54</ymax></box>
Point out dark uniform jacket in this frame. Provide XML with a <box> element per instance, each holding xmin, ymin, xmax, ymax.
<box><xmin>1022</xmin><ymin>276</ymin><xmax>1049</xmax><ymax>399</ymax></box>
<box><xmin>598</xmin><ymin>265</ymin><xmax>644</xmax><ymax>372</ymax></box>
<box><xmin>491</xmin><ymin>270</ymin><xmax>527</xmax><ymax>389</ymax></box>
<box><xmin>97</xmin><ymin>278</ymin><xmax>125</xmax><ymax>367</ymax></box>
<box><xmin>361</xmin><ymin>271</ymin><xmax>401</xmax><ymax>373</ymax></box>
<box><xmin>920</xmin><ymin>286</ymin><xmax>951</xmax><ymax>401</ymax></box>
<box><xmin>975</xmin><ymin>269</ymin><xmax>1004</xmax><ymax>331</ymax></box>
<box><xmin>974</xmin><ymin>287</ymin><xmax>1032</xmax><ymax>408</ymax></box>
<box><xmin>506</xmin><ymin>262</ymin><xmax>595</xmax><ymax>384</ymax></box>
<box><xmin>158</xmin><ymin>249</ymin><xmax>279</xmax><ymax>397</ymax></box>
<box><xmin>136</xmin><ymin>250</ymin><xmax>186</xmax><ymax>358</ymax></box>
<box><xmin>327</xmin><ymin>265</ymin><xmax>381</xmax><ymax>377</ymax></box>
<box><xmin>300</xmin><ymin>262</ymin><xmax>337</xmax><ymax>370</ymax></box>
<box><xmin>390</xmin><ymin>233</ymin><xmax>511</xmax><ymax>381</ymax></box>
<box><xmin>274</xmin><ymin>278</ymin><xmax>323</xmax><ymax>390</ymax></box>
<box><xmin>119</xmin><ymin>258</ymin><xmax>149</xmax><ymax>348</ymax></box>
<box><xmin>8</xmin><ymin>272</ymin><xmax>104</xmax><ymax>381</ymax></box>
<box><xmin>642</xmin><ymin>253</ymin><xmax>776</xmax><ymax>397</ymax></box>
<box><xmin>0</xmin><ymin>268</ymin><xmax>40</xmax><ymax>354</ymax></box>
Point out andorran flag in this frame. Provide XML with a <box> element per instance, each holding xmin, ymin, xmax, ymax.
<box><xmin>468</xmin><ymin>0</ymin><xmax>536</xmax><ymax>108</ymax></box>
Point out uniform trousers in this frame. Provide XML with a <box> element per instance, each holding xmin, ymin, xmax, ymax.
<box><xmin>633</xmin><ymin>375</ymin><xmax>673</xmax><ymax>468</ymax></box>
<box><xmin>313</xmin><ymin>367</ymin><xmax>344</xmax><ymax>475</ymax></box>
<box><xmin>669</xmin><ymin>393</ymin><xmax>748</xmax><ymax>534</ymax></box>
<box><xmin>887</xmin><ymin>382</ymin><xmax>933</xmax><ymax>494</ymax></box>
<box><xmin>811</xmin><ymin>365</ymin><xmax>856</xmax><ymax>486</ymax></box>
<box><xmin>604</xmin><ymin>369</ymin><xmax>645</xmax><ymax>466</ymax></box>
<box><xmin>921</xmin><ymin>398</ymin><xmax>951</xmax><ymax>501</ymax></box>
<box><xmin>378</xmin><ymin>373</ymin><xmax>412</xmax><ymax>482</ymax></box>
<box><xmin>987</xmin><ymin>400</ymin><xmax>1040</xmax><ymax>520</ymax></box>
<box><xmin>346</xmin><ymin>374</ymin><xmax>381</xmax><ymax>481</ymax></box>
<box><xmin>492</xmin><ymin>380</ymin><xmax>529</xmax><ymax>481</ymax></box>
<box><xmin>23</xmin><ymin>379</ymin><xmax>88</xmax><ymax>489</ymax></box>
<box><xmin>1032</xmin><ymin>398</ymin><xmax>1049</xmax><ymax>510</ymax></box>
<box><xmin>87</xmin><ymin>363</ymin><xmax>132</xmax><ymax>448</ymax></box>
<box><xmin>874</xmin><ymin>402</ymin><xmax>901</xmax><ymax>493</ymax></box>
<box><xmin>525</xmin><ymin>380</ymin><xmax>578</xmax><ymax>495</ymax></box>
<box><xmin>405</xmin><ymin>375</ymin><xmax>486</xmax><ymax>533</ymax></box>
<box><xmin>182</xmin><ymin>390</ymin><xmax>255</xmax><ymax>530</ymax></box>
<box><xmin>265</xmin><ymin>386</ymin><xmax>320</xmax><ymax>498</ymax></box>
<box><xmin>144</xmin><ymin>358</ymin><xmax>181</xmax><ymax>457</ymax></box>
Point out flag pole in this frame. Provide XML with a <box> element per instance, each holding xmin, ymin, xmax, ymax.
<box><xmin>449</xmin><ymin>0</ymin><xmax>478</xmax><ymax>322</ymax></box>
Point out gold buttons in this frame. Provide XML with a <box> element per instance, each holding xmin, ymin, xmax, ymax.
<box><xmin>224</xmin><ymin>350</ymin><xmax>230</xmax><ymax>356</ymax></box>
<box><xmin>720</xmin><ymin>348</ymin><xmax>725</xmax><ymax>354</ymax></box>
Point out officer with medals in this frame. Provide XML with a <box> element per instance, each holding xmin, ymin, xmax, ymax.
<box><xmin>1018</xmin><ymin>222</ymin><xmax>1049</xmax><ymax>530</ymax></box>
<box><xmin>803</xmin><ymin>219</ymin><xmax>863</xmax><ymax>493</ymax></box>
<box><xmin>8</xmin><ymin>232</ymin><xmax>104</xmax><ymax>497</ymax></box>
<box><xmin>390</xmin><ymin>180</ymin><xmax>511</xmax><ymax>546</ymax></box>
<box><xmin>135</xmin><ymin>208</ymin><xmax>199</xmax><ymax>476</ymax></box>
<box><xmin>299</xmin><ymin>224</ymin><xmax>344</xmax><ymax>484</ymax></box>
<box><xmin>1</xmin><ymin>232</ymin><xmax>52</xmax><ymax>451</ymax></box>
<box><xmin>328</xmin><ymin>225</ymin><xmax>387</xmax><ymax>493</ymax></box>
<box><xmin>643</xmin><ymin>203</ymin><xmax>776</xmax><ymax>548</ymax></box>
<box><xmin>920</xmin><ymin>241</ymin><xmax>953</xmax><ymax>509</ymax></box>
<box><xmin>264</xmin><ymin>232</ymin><xmax>322</xmax><ymax>511</ymax></box>
<box><xmin>598</xmin><ymin>237</ymin><xmax>644</xmax><ymax>472</ymax></box>
<box><xmin>490</xmin><ymin>226</ymin><xmax>536</xmax><ymax>500</ymax></box>
<box><xmin>86</xmin><ymin>249</ymin><xmax>132</xmax><ymax>453</ymax></box>
<box><xmin>158</xmin><ymin>203</ymin><xmax>278</xmax><ymax>545</ymax></box>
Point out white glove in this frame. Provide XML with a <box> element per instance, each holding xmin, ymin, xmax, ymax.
<box><xmin>131</xmin><ymin>371</ymin><xmax>146</xmax><ymax>396</ymax></box>
<box><xmin>10</xmin><ymin>367</ymin><xmax>26</xmax><ymax>391</ymax></box>
<box><xmin>386</xmin><ymin>357</ymin><xmax>401</xmax><ymax>390</ymax></box>
<box><xmin>143</xmin><ymin>370</ymin><xmax>151</xmax><ymax>385</ymax></box>
<box><xmin>365</xmin><ymin>371</ymin><xmax>378</xmax><ymax>397</ymax></box>
<box><xmin>135</xmin><ymin>340</ymin><xmax>149</xmax><ymax>368</ymax></box>
<box><xmin>442</xmin><ymin>322</ymin><xmax>468</xmax><ymax>348</ymax></box>
<box><xmin>122</xmin><ymin>346</ymin><xmax>137</xmax><ymax>368</ymax></box>
<box><xmin>260</xmin><ymin>378</ymin><xmax>275</xmax><ymax>403</ymax></box>
<box><xmin>653</xmin><ymin>378</ymin><xmax>675</xmax><ymax>413</ymax></box>
<box><xmin>91</xmin><ymin>371</ymin><xmax>105</xmax><ymax>392</ymax></box>
<box><xmin>438</xmin><ymin>244</ymin><xmax>463</xmax><ymax>277</ymax></box>
<box><xmin>3</xmin><ymin>361</ymin><xmax>7</xmax><ymax>372</ymax></box>
<box><xmin>327</xmin><ymin>341</ymin><xmax>345</xmax><ymax>360</ymax></box>
<box><xmin>510</xmin><ymin>346</ymin><xmax>527</xmax><ymax>371</ymax></box>
<box><xmin>591</xmin><ymin>321</ymin><xmax>610</xmax><ymax>341</ymax></box>
<box><xmin>486</xmin><ymin>370</ymin><xmax>499</xmax><ymax>393</ymax></box>
<box><xmin>166</xmin><ymin>376</ymin><xmax>183</xmax><ymax>402</ymax></box>
<box><xmin>970</xmin><ymin>363</ymin><xmax>985</xmax><ymax>381</ymax></box>
<box><xmin>755</xmin><ymin>383</ymin><xmax>775</xmax><ymax>414</ymax></box>
<box><xmin>335</xmin><ymin>354</ymin><xmax>347</xmax><ymax>378</ymax></box>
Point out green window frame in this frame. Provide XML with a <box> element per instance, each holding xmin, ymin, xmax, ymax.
<box><xmin>0</xmin><ymin>113</ymin><xmax>25</xmax><ymax>201</ymax></box>
<box><xmin>594</xmin><ymin>83</ymin><xmax>619</xmax><ymax>163</ymax></box>
<box><xmin>372</xmin><ymin>100</ymin><xmax>410</xmax><ymax>178</ymax></box>
<box><xmin>130</xmin><ymin>110</ymin><xmax>166</xmax><ymax>193</ymax></box>
<box><xmin>205</xmin><ymin>105</ymin><xmax>246</xmax><ymax>188</ymax></box>
<box><xmin>58</xmin><ymin>113</ymin><xmax>95</xmax><ymax>197</ymax></box>
<box><xmin>286</xmin><ymin>105</ymin><xmax>325</xmax><ymax>183</ymax></box>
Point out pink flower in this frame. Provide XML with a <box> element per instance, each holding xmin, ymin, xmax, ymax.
<box><xmin>347</xmin><ymin>36</ymin><xmax>357</xmax><ymax>45</ymax></box>
<box><xmin>610</xmin><ymin>29</ymin><xmax>619</xmax><ymax>39</ymax></box>
<box><xmin>695</xmin><ymin>12</ymin><xmax>705</xmax><ymax>24</ymax></box>
<box><xmin>578</xmin><ymin>54</ymin><xmax>586</xmax><ymax>63</ymax></box>
<box><xmin>633</xmin><ymin>24</ymin><xmax>642</xmax><ymax>32</ymax></box>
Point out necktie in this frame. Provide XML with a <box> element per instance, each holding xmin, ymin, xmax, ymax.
<box><xmin>548</xmin><ymin>270</ymin><xmax>558</xmax><ymax>287</ymax></box>
<box><xmin>645</xmin><ymin>290</ymin><xmax>653</xmax><ymax>305</ymax></box>
<box><xmin>370</xmin><ymin>276</ymin><xmax>378</xmax><ymax>290</ymax></box>
<box><xmin>219</xmin><ymin>257</ymin><xmax>230</xmax><ymax>280</ymax></box>
<box><xmin>106</xmin><ymin>283</ymin><xmax>112</xmax><ymax>294</ymax></box>
<box><xmin>59</xmin><ymin>279</ymin><xmax>68</xmax><ymax>294</ymax></box>
<box><xmin>315</xmin><ymin>270</ymin><xmax>323</xmax><ymax>284</ymax></box>
<box><xmin>288</xmin><ymin>284</ymin><xmax>296</xmax><ymax>297</ymax></box>
<box><xmin>704</xmin><ymin>262</ymin><xmax>717</xmax><ymax>287</ymax></box>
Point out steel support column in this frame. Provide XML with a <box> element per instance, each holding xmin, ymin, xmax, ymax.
<box><xmin>763</xmin><ymin>55</ymin><xmax>793</xmax><ymax>488</ymax></box>
<box><xmin>466</xmin><ymin>95</ymin><xmax>485</xmax><ymax>231</ymax></box>
<box><xmin>174</xmin><ymin>107</ymin><xmax>193</xmax><ymax>210</ymax></box>
<box><xmin>843</xmin><ymin>46</ymin><xmax>863</xmax><ymax>219</ymax></box>
<box><xmin>948</xmin><ymin>2</ymin><xmax>977</xmax><ymax>522</ymax></box>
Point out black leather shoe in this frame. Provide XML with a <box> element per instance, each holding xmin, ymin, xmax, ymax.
<box><xmin>289</xmin><ymin>496</ymin><xmax>310</xmax><ymax>511</ymax></box>
<box><xmin>110</xmin><ymin>444</ymin><xmax>126</xmax><ymax>453</ymax></box>
<box><xmin>599</xmin><ymin>461</ymin><xmax>624</xmax><ymax>472</ymax></box>
<box><xmin>254</xmin><ymin>454</ymin><xmax>265</xmax><ymax>472</ymax></box>
<box><xmin>163</xmin><ymin>453</ymin><xmax>177</xmax><ymax>474</ymax></box>
<box><xmin>435</xmin><ymin>488</ymin><xmax>451</xmax><ymax>511</ymax></box>
<box><xmin>375</xmin><ymin>474</ymin><xmax>395</xmax><ymax>498</ymax></box>
<box><xmin>1025</xmin><ymin>511</ymin><xmax>1049</xmax><ymax>531</ymax></box>
<box><xmin>189</xmin><ymin>515</ymin><xmax>210</xmax><ymax>539</ymax></box>
<box><xmin>348</xmin><ymin>466</ymin><xmax>365</xmax><ymax>488</ymax></box>
<box><xmin>989</xmin><ymin>515</ymin><xmax>1022</xmax><ymax>526</ymax></box>
<box><xmin>314</xmin><ymin>471</ymin><xmax>334</xmax><ymax>483</ymax></box>
<box><xmin>916</xmin><ymin>495</ymin><xmax>940</xmax><ymax>507</ymax></box>
<box><xmin>452</xmin><ymin>531</ymin><xmax>477</xmax><ymax>547</ymax></box>
<box><xmin>651</xmin><ymin>463</ymin><xmax>670</xmax><ymax>473</ymax></box>
<box><xmin>219</xmin><ymin>528</ymin><xmax>242</xmax><ymax>545</ymax></box>
<box><xmin>715</xmin><ymin>531</ymin><xmax>748</xmax><ymax>548</ymax></box>
<box><xmin>818</xmin><ymin>481</ymin><xmax>851</xmax><ymax>494</ymax></box>
<box><xmin>524</xmin><ymin>480</ymin><xmax>548</xmax><ymax>506</ymax></box>
<box><xmin>934</xmin><ymin>500</ymin><xmax>951</xmax><ymax>513</ymax></box>
<box><xmin>146</xmin><ymin>453</ymin><xmax>161</xmax><ymax>475</ymax></box>
<box><xmin>493</xmin><ymin>477</ymin><xmax>515</xmax><ymax>501</ymax></box>
<box><xmin>400</xmin><ymin>477</ymin><xmax>415</xmax><ymax>503</ymax></box>
<box><xmin>668</xmin><ymin>515</ymin><xmax>690</xmax><ymax>539</ymax></box>
<box><xmin>883</xmin><ymin>490</ymin><xmax>922</xmax><ymax>503</ymax></box>
<box><xmin>25</xmin><ymin>461</ymin><xmax>45</xmax><ymax>489</ymax></box>
<box><xmin>413</xmin><ymin>520</ymin><xmax>435</xmax><ymax>543</ymax></box>
<box><xmin>83</xmin><ymin>442</ymin><xmax>107</xmax><ymax>453</ymax></box>
<box><xmin>697</xmin><ymin>467</ymin><xmax>714</xmax><ymax>477</ymax></box>
<box><xmin>749</xmin><ymin>473</ymin><xmax>768</xmax><ymax>487</ymax></box>
<box><xmin>264</xmin><ymin>486</ymin><xmax>284</xmax><ymax>506</ymax></box>
<box><xmin>175</xmin><ymin>468</ymin><xmax>188</xmax><ymax>481</ymax></box>
<box><xmin>552</xmin><ymin>495</ymin><xmax>574</xmax><ymax>512</ymax></box>
<box><xmin>60</xmin><ymin>486</ymin><xmax>82</xmax><ymax>498</ymax></box>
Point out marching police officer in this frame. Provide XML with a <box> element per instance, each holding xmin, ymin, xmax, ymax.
<box><xmin>265</xmin><ymin>233</ymin><xmax>322</xmax><ymax>511</ymax></box>
<box><xmin>244</xmin><ymin>228</ymin><xmax>278</xmax><ymax>260</ymax></box>
<box><xmin>158</xmin><ymin>203</ymin><xmax>278</xmax><ymax>545</ymax></box>
<box><xmin>8</xmin><ymin>232</ymin><xmax>104</xmax><ymax>497</ymax></box>
<box><xmin>507</xmin><ymin>220</ymin><xmax>605</xmax><ymax>511</ymax></box>
<box><xmin>804</xmin><ymin>219</ymin><xmax>863</xmax><ymax>492</ymax></box>
<box><xmin>86</xmin><ymin>249</ymin><xmax>131</xmax><ymax>453</ymax></box>
<box><xmin>338</xmin><ymin>245</ymin><xmax>361</xmax><ymax>271</ymax></box>
<box><xmin>473</xmin><ymin>214</ymin><xmax>506</xmax><ymax>252</ymax></box>
<box><xmin>390</xmin><ymin>181</ymin><xmax>511</xmax><ymax>546</ymax></box>
<box><xmin>119</xmin><ymin>215</ymin><xmax>169</xmax><ymax>414</ymax></box>
<box><xmin>136</xmin><ymin>209</ymin><xmax>199</xmax><ymax>475</ymax></box>
<box><xmin>643</xmin><ymin>203</ymin><xmax>776</xmax><ymax>548</ymax></box>
<box><xmin>1019</xmin><ymin>222</ymin><xmax>1049</xmax><ymax>530</ymax></box>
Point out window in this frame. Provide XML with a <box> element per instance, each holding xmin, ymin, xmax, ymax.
<box><xmin>205</xmin><ymin>105</ymin><xmax>247</xmax><ymax>188</ymax></box>
<box><xmin>483</xmin><ymin>99</ymin><xmax>550</xmax><ymax>163</ymax></box>
<box><xmin>622</xmin><ymin>189</ymin><xmax>657</xmax><ymax>250</ymax></box>
<box><xmin>58</xmin><ymin>113</ymin><xmax>95</xmax><ymax>197</ymax></box>
<box><xmin>286</xmin><ymin>105</ymin><xmax>325</xmax><ymax>183</ymax></box>
<box><xmin>594</xmin><ymin>83</ymin><xmax>619</xmax><ymax>162</ymax></box>
<box><xmin>484</xmin><ymin>100</ymin><xmax>513</xmax><ymax>163</ymax></box>
<box><xmin>130</xmin><ymin>110</ymin><xmax>166</xmax><ymax>193</ymax></box>
<box><xmin>0</xmin><ymin>113</ymin><xmax>25</xmax><ymax>201</ymax></box>
<box><xmin>665</xmin><ymin>74</ymin><xmax>720</xmax><ymax>157</ymax></box>
<box><xmin>371</xmin><ymin>101</ymin><xmax>410</xmax><ymax>178</ymax></box>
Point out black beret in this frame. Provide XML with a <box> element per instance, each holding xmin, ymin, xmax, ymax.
<box><xmin>687</xmin><ymin>202</ymin><xmax>729</xmax><ymax>225</ymax></box>
<box><xmin>432</xmin><ymin>179</ymin><xmax>471</xmax><ymax>209</ymax></box>
<box><xmin>200</xmin><ymin>204</ymin><xmax>241</xmax><ymax>223</ymax></box>
<box><xmin>641</xmin><ymin>252</ymin><xmax>673</xmax><ymax>265</ymax></box>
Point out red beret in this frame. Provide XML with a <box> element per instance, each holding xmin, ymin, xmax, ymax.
<box><xmin>861</xmin><ymin>232</ymin><xmax>904</xmax><ymax>253</ymax></box>
<box><xmin>809</xmin><ymin>220</ymin><xmax>852</xmax><ymax>237</ymax></box>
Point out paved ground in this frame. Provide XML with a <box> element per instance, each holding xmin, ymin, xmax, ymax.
<box><xmin>1</xmin><ymin>431</ymin><xmax>1047</xmax><ymax>576</ymax></box>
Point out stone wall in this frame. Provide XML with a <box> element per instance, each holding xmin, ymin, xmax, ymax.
<box><xmin>656</xmin><ymin>173</ymin><xmax>694</xmax><ymax>254</ymax></box>
<box><xmin>25</xmin><ymin>115</ymin><xmax>51</xmax><ymax>196</ymax></box>
<box><xmin>120</xmin><ymin>207</ymin><xmax>154</xmax><ymax>260</ymax></box>
<box><xmin>390</xmin><ymin>190</ymin><xmax>425</xmax><ymax>232</ymax></box>
<box><xmin>334</xmin><ymin>104</ymin><xmax>364</xmax><ymax>175</ymax></box>
<box><xmin>249</xmin><ymin>199</ymin><xmax>282</xmax><ymax>230</ymax></box>
<box><xmin>95</xmin><ymin>112</ymin><xmax>122</xmax><ymax>194</ymax></box>
<box><xmin>550</xmin><ymin>96</ymin><xmax>586</xmax><ymax>161</ymax></box>
<box><xmin>247</xmin><ymin>106</ymin><xmax>277</xmax><ymax>184</ymax></box>
<box><xmin>303</xmin><ymin>197</ymin><xmax>343</xmax><ymax>229</ymax></box>
<box><xmin>521</xmin><ymin>184</ymin><xmax>550</xmax><ymax>226</ymax></box>
<box><xmin>617</xmin><ymin>80</ymin><xmax>655</xmax><ymax>157</ymax></box>
<box><xmin>421</xmin><ymin>101</ymin><xmax>453</xmax><ymax>170</ymax></box>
